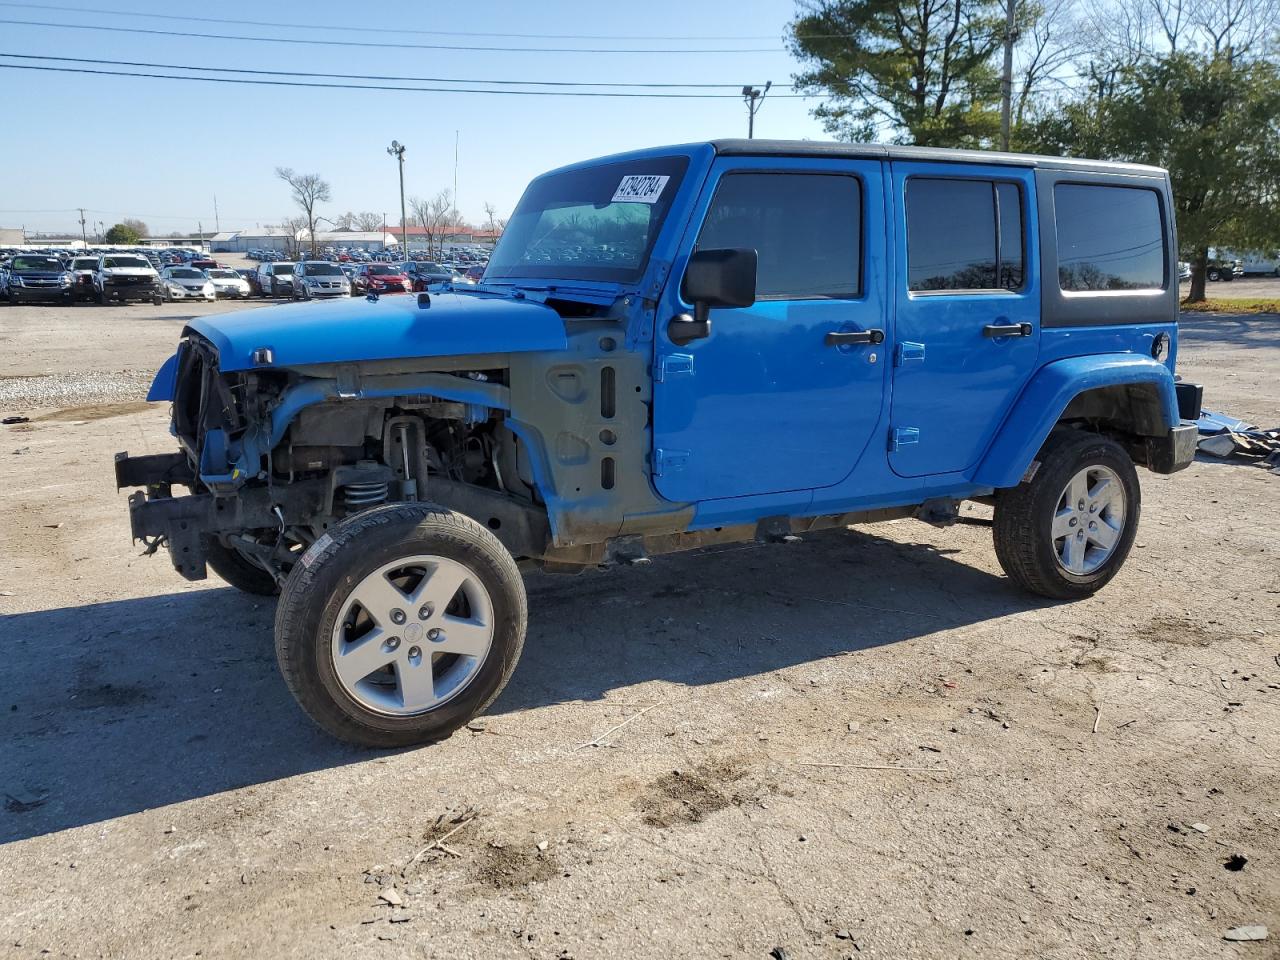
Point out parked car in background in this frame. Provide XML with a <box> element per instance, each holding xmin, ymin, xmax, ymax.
<box><xmin>1235</xmin><ymin>254</ymin><xmax>1280</xmax><ymax>277</ymax></box>
<box><xmin>69</xmin><ymin>256</ymin><xmax>100</xmax><ymax>301</ymax></box>
<box><xmin>2</xmin><ymin>253</ymin><xmax>73</xmax><ymax>304</ymax></box>
<box><xmin>1205</xmin><ymin>258</ymin><xmax>1238</xmax><ymax>282</ymax></box>
<box><xmin>190</xmin><ymin>258</ymin><xmax>218</xmax><ymax>271</ymax></box>
<box><xmin>160</xmin><ymin>266</ymin><xmax>216</xmax><ymax>302</ymax></box>
<box><xmin>256</xmin><ymin>261</ymin><xmax>296</xmax><ymax>298</ymax></box>
<box><xmin>206</xmin><ymin>267</ymin><xmax>252</xmax><ymax>299</ymax></box>
<box><xmin>350</xmin><ymin>262</ymin><xmax>411</xmax><ymax>295</ymax></box>
<box><xmin>292</xmin><ymin>260</ymin><xmax>352</xmax><ymax>299</ymax></box>
<box><xmin>404</xmin><ymin>261</ymin><xmax>477</xmax><ymax>290</ymax></box>
<box><xmin>463</xmin><ymin>264</ymin><xmax>485</xmax><ymax>282</ymax></box>
<box><xmin>94</xmin><ymin>254</ymin><xmax>162</xmax><ymax>304</ymax></box>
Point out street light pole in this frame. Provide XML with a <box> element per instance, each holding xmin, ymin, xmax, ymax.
<box><xmin>387</xmin><ymin>140</ymin><xmax>408</xmax><ymax>261</ymax></box>
<box><xmin>742</xmin><ymin>81</ymin><xmax>772</xmax><ymax>139</ymax></box>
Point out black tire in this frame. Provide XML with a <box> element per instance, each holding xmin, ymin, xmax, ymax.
<box><xmin>1207</xmin><ymin>268</ymin><xmax>1220</xmax><ymax>281</ymax></box>
<box><xmin>94</xmin><ymin>287</ymin><xmax>105</xmax><ymax>304</ymax></box>
<box><xmin>993</xmin><ymin>429</ymin><xmax>1141</xmax><ymax>600</ymax></box>
<box><xmin>205</xmin><ymin>536</ymin><xmax>280</xmax><ymax>596</ymax></box>
<box><xmin>275</xmin><ymin>503</ymin><xmax>527</xmax><ymax>748</ymax></box>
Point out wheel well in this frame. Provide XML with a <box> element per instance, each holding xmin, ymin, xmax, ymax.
<box><xmin>1057</xmin><ymin>383</ymin><xmax>1168</xmax><ymax>440</ymax></box>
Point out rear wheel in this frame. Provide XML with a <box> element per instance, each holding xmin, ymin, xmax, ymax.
<box><xmin>1207</xmin><ymin>267</ymin><xmax>1220</xmax><ymax>281</ymax></box>
<box><xmin>275</xmin><ymin>503</ymin><xmax>526</xmax><ymax>747</ymax></box>
<box><xmin>993</xmin><ymin>430</ymin><xmax>1140</xmax><ymax>600</ymax></box>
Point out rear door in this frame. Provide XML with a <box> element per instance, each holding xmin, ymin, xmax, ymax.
<box><xmin>651</xmin><ymin>157</ymin><xmax>888</xmax><ymax>502</ymax></box>
<box><xmin>888</xmin><ymin>163</ymin><xmax>1041</xmax><ymax>477</ymax></box>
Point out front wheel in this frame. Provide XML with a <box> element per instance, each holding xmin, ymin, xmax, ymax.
<box><xmin>275</xmin><ymin>503</ymin><xmax>527</xmax><ymax>747</ymax></box>
<box><xmin>206</xmin><ymin>536</ymin><xmax>280</xmax><ymax>596</ymax></box>
<box><xmin>1207</xmin><ymin>268</ymin><xmax>1220</xmax><ymax>281</ymax></box>
<box><xmin>993</xmin><ymin>430</ymin><xmax>1140</xmax><ymax>600</ymax></box>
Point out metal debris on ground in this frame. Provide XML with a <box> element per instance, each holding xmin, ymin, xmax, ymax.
<box><xmin>1195</xmin><ymin>409</ymin><xmax>1280</xmax><ymax>470</ymax></box>
<box><xmin>1</xmin><ymin>416</ymin><xmax>30</xmax><ymax>425</ymax></box>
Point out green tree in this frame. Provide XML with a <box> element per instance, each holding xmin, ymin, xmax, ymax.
<box><xmin>103</xmin><ymin>222</ymin><xmax>141</xmax><ymax>244</ymax></box>
<box><xmin>1019</xmin><ymin>51</ymin><xmax>1280</xmax><ymax>301</ymax></box>
<box><xmin>788</xmin><ymin>0</ymin><xmax>1008</xmax><ymax>146</ymax></box>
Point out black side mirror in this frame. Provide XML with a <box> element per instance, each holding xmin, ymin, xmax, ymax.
<box><xmin>669</xmin><ymin>248</ymin><xmax>757</xmax><ymax>345</ymax></box>
<box><xmin>683</xmin><ymin>247</ymin><xmax>757</xmax><ymax>324</ymax></box>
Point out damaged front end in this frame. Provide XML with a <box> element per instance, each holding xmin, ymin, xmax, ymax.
<box><xmin>117</xmin><ymin>328</ymin><xmax>553</xmax><ymax>586</ymax></box>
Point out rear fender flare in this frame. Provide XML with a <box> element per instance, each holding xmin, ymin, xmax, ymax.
<box><xmin>973</xmin><ymin>354</ymin><xmax>1178</xmax><ymax>489</ymax></box>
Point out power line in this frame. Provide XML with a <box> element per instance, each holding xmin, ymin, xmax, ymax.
<box><xmin>0</xmin><ymin>60</ymin><xmax>809</xmax><ymax>98</ymax></box>
<box><xmin>0</xmin><ymin>52</ymin><xmax>791</xmax><ymax>89</ymax></box>
<box><xmin>0</xmin><ymin>18</ymin><xmax>784</xmax><ymax>53</ymax></box>
<box><xmin>0</xmin><ymin>1</ymin><xmax>854</xmax><ymax>41</ymax></box>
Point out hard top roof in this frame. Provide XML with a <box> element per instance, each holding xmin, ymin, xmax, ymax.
<box><xmin>709</xmin><ymin>139</ymin><xmax>1165</xmax><ymax>175</ymax></box>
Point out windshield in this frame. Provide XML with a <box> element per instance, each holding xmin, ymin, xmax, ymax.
<box><xmin>12</xmin><ymin>256</ymin><xmax>63</xmax><ymax>271</ymax></box>
<box><xmin>103</xmin><ymin>256</ymin><xmax>150</xmax><ymax>269</ymax></box>
<box><xmin>303</xmin><ymin>262</ymin><xmax>342</xmax><ymax>275</ymax></box>
<box><xmin>272</xmin><ymin>264</ymin><xmax>295</xmax><ymax>275</ymax></box>
<box><xmin>368</xmin><ymin>264</ymin><xmax>404</xmax><ymax>276</ymax></box>
<box><xmin>487</xmin><ymin>156</ymin><xmax>688</xmax><ymax>283</ymax></box>
<box><xmin>208</xmin><ymin>269</ymin><xmax>237</xmax><ymax>279</ymax></box>
<box><xmin>169</xmin><ymin>268</ymin><xmax>204</xmax><ymax>279</ymax></box>
<box><xmin>71</xmin><ymin>258</ymin><xmax>97</xmax><ymax>270</ymax></box>
<box><xmin>415</xmin><ymin>262</ymin><xmax>444</xmax><ymax>272</ymax></box>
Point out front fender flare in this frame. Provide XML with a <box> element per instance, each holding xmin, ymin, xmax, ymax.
<box><xmin>973</xmin><ymin>354</ymin><xmax>1179</xmax><ymax>489</ymax></box>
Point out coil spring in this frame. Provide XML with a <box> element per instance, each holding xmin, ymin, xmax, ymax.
<box><xmin>341</xmin><ymin>479</ymin><xmax>389</xmax><ymax>510</ymax></box>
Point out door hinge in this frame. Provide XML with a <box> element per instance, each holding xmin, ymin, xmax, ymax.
<box><xmin>654</xmin><ymin>353</ymin><xmax>694</xmax><ymax>382</ymax></box>
<box><xmin>894</xmin><ymin>342</ymin><xmax>926</xmax><ymax>366</ymax></box>
<box><xmin>890</xmin><ymin>427</ymin><xmax>921</xmax><ymax>452</ymax></box>
<box><xmin>653</xmin><ymin>448</ymin><xmax>690</xmax><ymax>476</ymax></box>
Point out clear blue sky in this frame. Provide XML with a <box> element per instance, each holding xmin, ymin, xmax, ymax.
<box><xmin>0</xmin><ymin>0</ymin><xmax>827</xmax><ymax>236</ymax></box>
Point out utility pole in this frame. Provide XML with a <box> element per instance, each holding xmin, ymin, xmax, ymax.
<box><xmin>453</xmin><ymin>130</ymin><xmax>459</xmax><ymax>218</ymax></box>
<box><xmin>742</xmin><ymin>82</ymin><xmax>772</xmax><ymax>139</ymax></box>
<box><xmin>198</xmin><ymin>221</ymin><xmax>204</xmax><ymax>252</ymax></box>
<box><xmin>387</xmin><ymin>140</ymin><xmax>408</xmax><ymax>261</ymax></box>
<box><xmin>213</xmin><ymin>194</ymin><xmax>221</xmax><ymax>234</ymax></box>
<box><xmin>78</xmin><ymin>207</ymin><xmax>87</xmax><ymax>248</ymax></box>
<box><xmin>999</xmin><ymin>0</ymin><xmax>1016</xmax><ymax>151</ymax></box>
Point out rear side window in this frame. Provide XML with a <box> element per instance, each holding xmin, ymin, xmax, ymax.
<box><xmin>906</xmin><ymin>178</ymin><xmax>1024</xmax><ymax>292</ymax></box>
<box><xmin>694</xmin><ymin>172</ymin><xmax>861</xmax><ymax>300</ymax></box>
<box><xmin>1054</xmin><ymin>184</ymin><xmax>1165</xmax><ymax>291</ymax></box>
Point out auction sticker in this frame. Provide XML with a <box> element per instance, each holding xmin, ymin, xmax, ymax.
<box><xmin>612</xmin><ymin>175</ymin><xmax>670</xmax><ymax>204</ymax></box>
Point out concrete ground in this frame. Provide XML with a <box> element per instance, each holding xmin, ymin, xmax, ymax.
<box><xmin>0</xmin><ymin>299</ymin><xmax>1276</xmax><ymax>960</ymax></box>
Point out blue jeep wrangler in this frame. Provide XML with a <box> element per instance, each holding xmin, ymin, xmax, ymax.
<box><xmin>116</xmin><ymin>140</ymin><xmax>1201</xmax><ymax>746</ymax></box>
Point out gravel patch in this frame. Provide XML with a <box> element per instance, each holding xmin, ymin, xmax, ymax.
<box><xmin>0</xmin><ymin>370</ymin><xmax>154</xmax><ymax>410</ymax></box>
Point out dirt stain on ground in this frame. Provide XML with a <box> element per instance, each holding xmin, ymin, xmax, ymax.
<box><xmin>635</xmin><ymin>758</ymin><xmax>753</xmax><ymax>828</ymax></box>
<box><xmin>471</xmin><ymin>842</ymin><xmax>560</xmax><ymax>890</ymax></box>
<box><xmin>37</xmin><ymin>401</ymin><xmax>153</xmax><ymax>423</ymax></box>
<box><xmin>1134</xmin><ymin>615</ymin><xmax>1216</xmax><ymax>648</ymax></box>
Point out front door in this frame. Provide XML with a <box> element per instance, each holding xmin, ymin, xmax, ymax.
<box><xmin>652</xmin><ymin>158</ymin><xmax>888</xmax><ymax>503</ymax></box>
<box><xmin>888</xmin><ymin>163</ymin><xmax>1041</xmax><ymax>477</ymax></box>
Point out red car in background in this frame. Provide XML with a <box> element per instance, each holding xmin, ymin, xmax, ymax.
<box><xmin>351</xmin><ymin>262</ymin><xmax>411</xmax><ymax>295</ymax></box>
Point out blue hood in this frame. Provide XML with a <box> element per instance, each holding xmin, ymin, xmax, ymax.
<box><xmin>186</xmin><ymin>291</ymin><xmax>568</xmax><ymax>372</ymax></box>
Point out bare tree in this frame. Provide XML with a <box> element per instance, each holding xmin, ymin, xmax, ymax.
<box><xmin>410</xmin><ymin>189</ymin><xmax>459</xmax><ymax>259</ymax></box>
<box><xmin>1013</xmin><ymin>0</ymin><xmax>1087</xmax><ymax>126</ymax></box>
<box><xmin>1192</xmin><ymin>0</ymin><xmax>1278</xmax><ymax>60</ymax></box>
<box><xmin>354</xmin><ymin>211</ymin><xmax>384</xmax><ymax>232</ymax></box>
<box><xmin>482</xmin><ymin>201</ymin><xmax>507</xmax><ymax>237</ymax></box>
<box><xmin>275</xmin><ymin>167</ymin><xmax>332</xmax><ymax>257</ymax></box>
<box><xmin>266</xmin><ymin>216</ymin><xmax>308</xmax><ymax>258</ymax></box>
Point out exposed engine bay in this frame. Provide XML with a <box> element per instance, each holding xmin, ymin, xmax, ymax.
<box><xmin>142</xmin><ymin>333</ymin><xmax>547</xmax><ymax>584</ymax></box>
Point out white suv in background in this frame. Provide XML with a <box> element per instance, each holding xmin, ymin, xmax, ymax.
<box><xmin>292</xmin><ymin>260</ymin><xmax>351</xmax><ymax>299</ymax></box>
<box><xmin>94</xmin><ymin>254</ymin><xmax>163</xmax><ymax>304</ymax></box>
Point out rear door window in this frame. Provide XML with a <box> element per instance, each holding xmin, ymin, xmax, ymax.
<box><xmin>906</xmin><ymin>178</ymin><xmax>1024</xmax><ymax>292</ymax></box>
<box><xmin>1054</xmin><ymin>184</ymin><xmax>1165</xmax><ymax>291</ymax></box>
